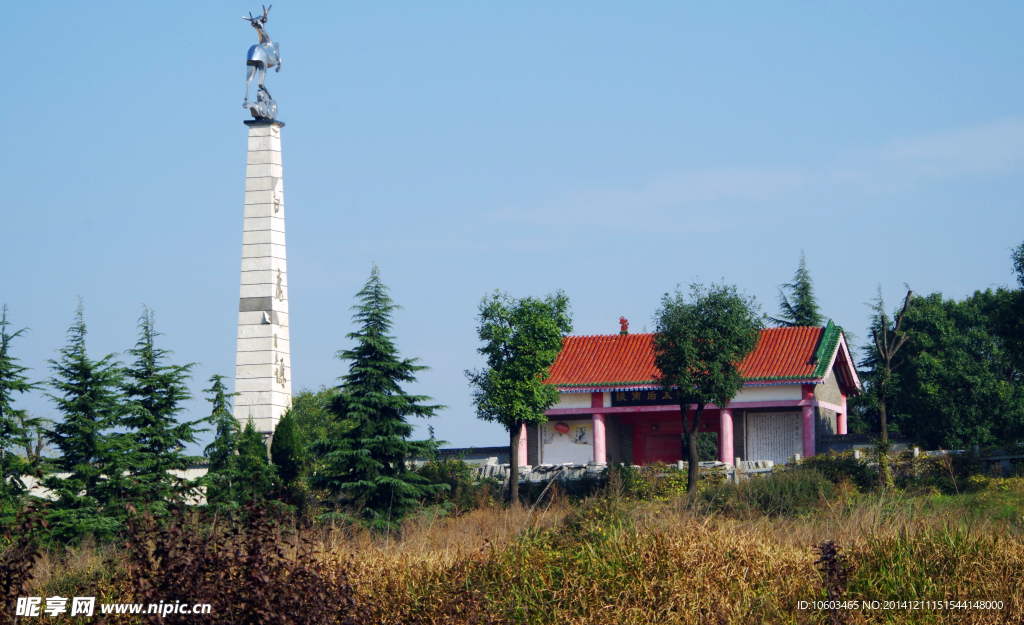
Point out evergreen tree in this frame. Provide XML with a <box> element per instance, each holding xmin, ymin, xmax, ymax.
<box><xmin>1014</xmin><ymin>241</ymin><xmax>1024</xmax><ymax>288</ymax></box>
<box><xmin>310</xmin><ymin>264</ymin><xmax>446</xmax><ymax>530</ymax></box>
<box><xmin>203</xmin><ymin>374</ymin><xmax>238</xmax><ymax>473</ymax></box>
<box><xmin>0</xmin><ymin>306</ymin><xmax>40</xmax><ymax>506</ymax></box>
<box><xmin>121</xmin><ymin>307</ymin><xmax>203</xmax><ymax>507</ymax></box>
<box><xmin>44</xmin><ymin>302</ymin><xmax>128</xmax><ymax>539</ymax></box>
<box><xmin>270</xmin><ymin>410</ymin><xmax>304</xmax><ymax>487</ymax></box>
<box><xmin>770</xmin><ymin>251</ymin><xmax>825</xmax><ymax>327</ymax></box>
<box><xmin>858</xmin><ymin>288</ymin><xmax>913</xmax><ymax>488</ymax></box>
<box><xmin>234</xmin><ymin>418</ymin><xmax>278</xmax><ymax>501</ymax></box>
<box><xmin>202</xmin><ymin>374</ymin><xmax>239</xmax><ymax>505</ymax></box>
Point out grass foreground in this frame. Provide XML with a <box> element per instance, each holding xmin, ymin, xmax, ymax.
<box><xmin>10</xmin><ymin>468</ymin><xmax>1024</xmax><ymax>624</ymax></box>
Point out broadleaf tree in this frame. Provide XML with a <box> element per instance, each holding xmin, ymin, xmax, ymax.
<box><xmin>310</xmin><ymin>265</ymin><xmax>446</xmax><ymax>530</ymax></box>
<box><xmin>287</xmin><ymin>386</ymin><xmax>346</xmax><ymax>476</ymax></box>
<box><xmin>466</xmin><ymin>290</ymin><xmax>572</xmax><ymax>506</ymax></box>
<box><xmin>994</xmin><ymin>241</ymin><xmax>1024</xmax><ymax>371</ymax></box>
<box><xmin>0</xmin><ymin>306</ymin><xmax>40</xmax><ymax>507</ymax></box>
<box><xmin>770</xmin><ymin>251</ymin><xmax>824</xmax><ymax>327</ymax></box>
<box><xmin>653</xmin><ymin>283</ymin><xmax>762</xmax><ymax>493</ymax></box>
<box><xmin>893</xmin><ymin>290</ymin><xmax>1024</xmax><ymax>450</ymax></box>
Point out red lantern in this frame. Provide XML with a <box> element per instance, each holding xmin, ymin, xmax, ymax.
<box><xmin>554</xmin><ymin>422</ymin><xmax>570</xmax><ymax>435</ymax></box>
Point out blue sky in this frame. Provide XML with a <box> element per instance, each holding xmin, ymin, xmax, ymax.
<box><xmin>3</xmin><ymin>2</ymin><xmax>1023</xmax><ymax>450</ymax></box>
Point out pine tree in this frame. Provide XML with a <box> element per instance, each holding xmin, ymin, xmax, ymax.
<box><xmin>1014</xmin><ymin>241</ymin><xmax>1024</xmax><ymax>288</ymax></box>
<box><xmin>203</xmin><ymin>374</ymin><xmax>238</xmax><ymax>473</ymax></box>
<box><xmin>770</xmin><ymin>251</ymin><xmax>825</xmax><ymax>327</ymax></box>
<box><xmin>234</xmin><ymin>418</ymin><xmax>278</xmax><ymax>501</ymax></box>
<box><xmin>311</xmin><ymin>264</ymin><xmax>446</xmax><ymax>530</ymax></box>
<box><xmin>121</xmin><ymin>307</ymin><xmax>203</xmax><ymax>507</ymax></box>
<box><xmin>202</xmin><ymin>374</ymin><xmax>239</xmax><ymax>506</ymax></box>
<box><xmin>0</xmin><ymin>306</ymin><xmax>40</xmax><ymax>506</ymax></box>
<box><xmin>858</xmin><ymin>288</ymin><xmax>913</xmax><ymax>489</ymax></box>
<box><xmin>44</xmin><ymin>302</ymin><xmax>128</xmax><ymax>539</ymax></box>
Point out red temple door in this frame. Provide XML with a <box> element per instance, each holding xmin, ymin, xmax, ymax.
<box><xmin>644</xmin><ymin>433</ymin><xmax>682</xmax><ymax>464</ymax></box>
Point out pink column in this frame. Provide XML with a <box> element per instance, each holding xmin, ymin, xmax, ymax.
<box><xmin>592</xmin><ymin>392</ymin><xmax>606</xmax><ymax>464</ymax></box>
<box><xmin>801</xmin><ymin>384</ymin><xmax>816</xmax><ymax>458</ymax></box>
<box><xmin>517</xmin><ymin>422</ymin><xmax>528</xmax><ymax>466</ymax></box>
<box><xmin>837</xmin><ymin>393</ymin><xmax>848</xmax><ymax>435</ymax></box>
<box><xmin>719</xmin><ymin>408</ymin><xmax>734</xmax><ymax>464</ymax></box>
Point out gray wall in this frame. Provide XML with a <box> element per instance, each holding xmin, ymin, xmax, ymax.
<box><xmin>526</xmin><ymin>425</ymin><xmax>540</xmax><ymax>466</ymax></box>
<box><xmin>814</xmin><ymin>373</ymin><xmax>842</xmax><ymax>441</ymax></box>
<box><xmin>734</xmin><ymin>410</ymin><xmax>746</xmax><ymax>462</ymax></box>
<box><xmin>619</xmin><ymin>423</ymin><xmax>633</xmax><ymax>465</ymax></box>
<box><xmin>605</xmin><ymin>414</ymin><xmax>622</xmax><ymax>465</ymax></box>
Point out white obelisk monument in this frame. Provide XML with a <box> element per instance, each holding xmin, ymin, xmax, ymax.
<box><xmin>234</xmin><ymin>120</ymin><xmax>291</xmax><ymax>434</ymax></box>
<box><xmin>234</xmin><ymin>7</ymin><xmax>290</xmax><ymax>435</ymax></box>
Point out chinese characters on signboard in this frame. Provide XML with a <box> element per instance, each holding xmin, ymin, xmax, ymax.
<box><xmin>610</xmin><ymin>389</ymin><xmax>679</xmax><ymax>407</ymax></box>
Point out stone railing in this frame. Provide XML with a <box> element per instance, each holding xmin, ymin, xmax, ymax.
<box><xmin>473</xmin><ymin>459</ymin><xmax>782</xmax><ymax>484</ymax></box>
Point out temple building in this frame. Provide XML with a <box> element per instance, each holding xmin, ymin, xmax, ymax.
<box><xmin>523</xmin><ymin>320</ymin><xmax>861</xmax><ymax>467</ymax></box>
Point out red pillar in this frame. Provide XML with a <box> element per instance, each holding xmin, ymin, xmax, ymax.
<box><xmin>517</xmin><ymin>422</ymin><xmax>528</xmax><ymax>466</ymax></box>
<box><xmin>837</xmin><ymin>392</ymin><xmax>848</xmax><ymax>435</ymax></box>
<box><xmin>719</xmin><ymin>408</ymin><xmax>734</xmax><ymax>464</ymax></box>
<box><xmin>802</xmin><ymin>384</ymin><xmax>816</xmax><ymax>458</ymax></box>
<box><xmin>592</xmin><ymin>392</ymin><xmax>606</xmax><ymax>464</ymax></box>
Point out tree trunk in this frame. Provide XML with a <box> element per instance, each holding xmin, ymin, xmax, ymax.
<box><xmin>877</xmin><ymin>394</ymin><xmax>893</xmax><ymax>488</ymax></box>
<box><xmin>679</xmin><ymin>401</ymin><xmax>704</xmax><ymax>493</ymax></box>
<box><xmin>509</xmin><ymin>422</ymin><xmax>521</xmax><ymax>507</ymax></box>
<box><xmin>879</xmin><ymin>395</ymin><xmax>888</xmax><ymax>443</ymax></box>
<box><xmin>688</xmin><ymin>404</ymin><xmax>705</xmax><ymax>493</ymax></box>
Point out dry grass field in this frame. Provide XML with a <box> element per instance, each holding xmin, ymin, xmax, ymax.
<box><xmin>11</xmin><ymin>466</ymin><xmax>1024</xmax><ymax>624</ymax></box>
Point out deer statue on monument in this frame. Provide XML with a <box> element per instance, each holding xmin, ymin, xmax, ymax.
<box><xmin>243</xmin><ymin>5</ymin><xmax>282</xmax><ymax>120</ymax></box>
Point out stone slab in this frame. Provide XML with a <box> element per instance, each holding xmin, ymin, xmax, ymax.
<box><xmin>247</xmin><ymin>150</ymin><xmax>283</xmax><ymax>165</ymax></box>
<box><xmin>243</xmin><ymin>217</ymin><xmax>286</xmax><ymax>233</ymax></box>
<box><xmin>241</xmin><ymin>243</ymin><xmax>287</xmax><ymax>259</ymax></box>
<box><xmin>239</xmin><ymin>256</ymin><xmax>286</xmax><ymax>273</ymax></box>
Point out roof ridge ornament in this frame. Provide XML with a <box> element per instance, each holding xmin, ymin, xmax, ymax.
<box><xmin>619</xmin><ymin>316</ymin><xmax>629</xmax><ymax>335</ymax></box>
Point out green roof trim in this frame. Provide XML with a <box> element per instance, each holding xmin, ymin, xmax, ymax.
<box><xmin>810</xmin><ymin>320</ymin><xmax>842</xmax><ymax>378</ymax></box>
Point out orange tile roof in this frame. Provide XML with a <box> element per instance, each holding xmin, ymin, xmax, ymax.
<box><xmin>547</xmin><ymin>326</ymin><xmax>840</xmax><ymax>390</ymax></box>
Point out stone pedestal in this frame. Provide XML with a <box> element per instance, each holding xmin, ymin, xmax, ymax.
<box><xmin>234</xmin><ymin>120</ymin><xmax>292</xmax><ymax>434</ymax></box>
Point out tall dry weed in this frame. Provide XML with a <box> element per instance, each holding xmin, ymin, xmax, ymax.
<box><xmin>17</xmin><ymin>486</ymin><xmax>1024</xmax><ymax>624</ymax></box>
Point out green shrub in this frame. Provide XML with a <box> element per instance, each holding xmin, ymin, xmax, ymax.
<box><xmin>896</xmin><ymin>451</ymin><xmax>984</xmax><ymax>494</ymax></box>
<box><xmin>416</xmin><ymin>456</ymin><xmax>479</xmax><ymax>511</ymax></box>
<box><xmin>697</xmin><ymin>432</ymin><xmax>719</xmax><ymax>462</ymax></box>
<box><xmin>606</xmin><ymin>463</ymin><xmax>688</xmax><ymax>500</ymax></box>
<box><xmin>801</xmin><ymin>451</ymin><xmax>877</xmax><ymax>491</ymax></box>
<box><xmin>703</xmin><ymin>468</ymin><xmax>834</xmax><ymax>517</ymax></box>
<box><xmin>546</xmin><ymin>494</ymin><xmax>634</xmax><ymax>547</ymax></box>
